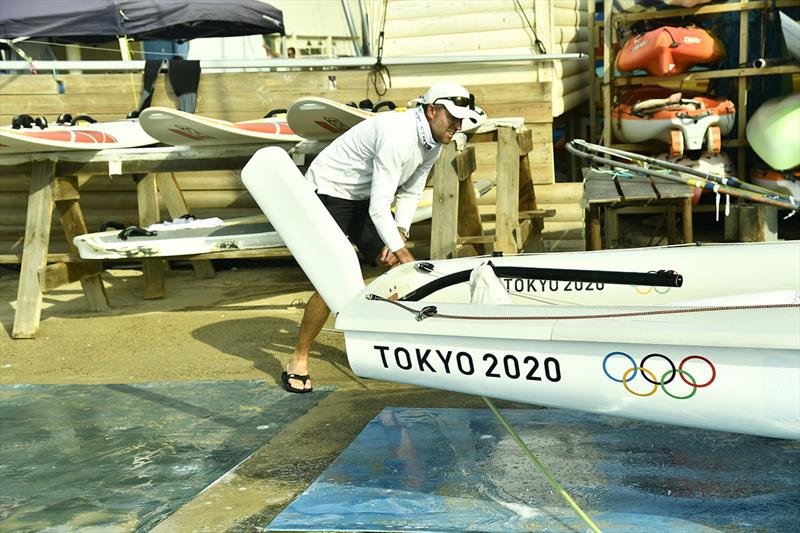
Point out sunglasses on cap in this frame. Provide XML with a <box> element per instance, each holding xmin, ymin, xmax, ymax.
<box><xmin>433</xmin><ymin>94</ymin><xmax>475</xmax><ymax>110</ymax></box>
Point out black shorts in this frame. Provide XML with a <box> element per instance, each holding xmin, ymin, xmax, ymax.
<box><xmin>317</xmin><ymin>193</ymin><xmax>385</xmax><ymax>265</ymax></box>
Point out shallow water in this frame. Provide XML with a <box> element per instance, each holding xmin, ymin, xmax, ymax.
<box><xmin>0</xmin><ymin>381</ymin><xmax>330</xmax><ymax>532</ymax></box>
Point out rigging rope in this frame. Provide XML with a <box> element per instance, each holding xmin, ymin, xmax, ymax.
<box><xmin>367</xmin><ymin>0</ymin><xmax>391</xmax><ymax>98</ymax></box>
<box><xmin>482</xmin><ymin>397</ymin><xmax>602</xmax><ymax>533</ymax></box>
<box><xmin>366</xmin><ymin>294</ymin><xmax>800</xmax><ymax>322</ymax></box>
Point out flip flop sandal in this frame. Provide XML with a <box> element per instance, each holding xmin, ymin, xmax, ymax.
<box><xmin>281</xmin><ymin>371</ymin><xmax>313</xmax><ymax>394</ymax></box>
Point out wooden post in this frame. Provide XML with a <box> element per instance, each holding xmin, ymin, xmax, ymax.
<box><xmin>155</xmin><ymin>172</ymin><xmax>216</xmax><ymax>279</ymax></box>
<box><xmin>495</xmin><ymin>126</ymin><xmax>521</xmax><ymax>253</ymax></box>
<box><xmin>12</xmin><ymin>160</ymin><xmax>55</xmax><ymax>339</ymax></box>
<box><xmin>53</xmin><ymin>176</ymin><xmax>109</xmax><ymax>311</ymax></box>
<box><xmin>430</xmin><ymin>142</ymin><xmax>459</xmax><ymax>259</ymax></box>
<box><xmin>681</xmin><ymin>197</ymin><xmax>693</xmax><ymax>243</ymax></box>
<box><xmin>454</xmin><ymin>147</ymin><xmax>486</xmax><ymax>256</ymax></box>
<box><xmin>665</xmin><ymin>204</ymin><xmax>677</xmax><ymax>244</ymax></box>
<box><xmin>136</xmin><ymin>173</ymin><xmax>165</xmax><ymax>299</ymax></box>
<box><xmin>587</xmin><ymin>204</ymin><xmax>602</xmax><ymax>251</ymax></box>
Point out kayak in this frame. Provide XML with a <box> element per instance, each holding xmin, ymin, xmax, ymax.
<box><xmin>616</xmin><ymin>25</ymin><xmax>725</xmax><ymax>76</ymax></box>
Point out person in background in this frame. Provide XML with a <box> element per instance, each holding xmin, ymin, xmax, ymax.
<box><xmin>287</xmin><ymin>47</ymin><xmax>296</xmax><ymax>58</ymax></box>
<box><xmin>280</xmin><ymin>81</ymin><xmax>483</xmax><ymax>393</ymax></box>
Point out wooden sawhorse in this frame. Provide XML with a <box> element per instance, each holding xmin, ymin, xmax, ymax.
<box><xmin>3</xmin><ymin>145</ymin><xmax>269</xmax><ymax>339</ymax></box>
<box><xmin>430</xmin><ymin>125</ymin><xmax>555</xmax><ymax>259</ymax></box>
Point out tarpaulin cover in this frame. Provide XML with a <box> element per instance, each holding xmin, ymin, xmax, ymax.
<box><xmin>0</xmin><ymin>0</ymin><xmax>284</xmax><ymax>42</ymax></box>
<box><xmin>269</xmin><ymin>407</ymin><xmax>800</xmax><ymax>532</ymax></box>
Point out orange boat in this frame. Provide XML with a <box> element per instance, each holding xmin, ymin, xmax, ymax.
<box><xmin>616</xmin><ymin>26</ymin><xmax>725</xmax><ymax>76</ymax></box>
<box><xmin>611</xmin><ymin>86</ymin><xmax>735</xmax><ymax>156</ymax></box>
<box><xmin>750</xmin><ymin>168</ymin><xmax>800</xmax><ymax>199</ymax></box>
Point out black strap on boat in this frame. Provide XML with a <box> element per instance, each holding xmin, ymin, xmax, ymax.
<box><xmin>117</xmin><ymin>226</ymin><xmax>157</xmax><ymax>241</ymax></box>
<box><xmin>399</xmin><ymin>266</ymin><xmax>683</xmax><ymax>302</ymax></box>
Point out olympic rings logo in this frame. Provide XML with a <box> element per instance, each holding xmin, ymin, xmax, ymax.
<box><xmin>602</xmin><ymin>351</ymin><xmax>716</xmax><ymax>399</ymax></box>
<box><xmin>634</xmin><ymin>285</ymin><xmax>671</xmax><ymax>295</ymax></box>
<box><xmin>634</xmin><ymin>272</ymin><xmax>672</xmax><ymax>294</ymax></box>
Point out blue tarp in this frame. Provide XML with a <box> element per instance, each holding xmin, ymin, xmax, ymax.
<box><xmin>269</xmin><ymin>407</ymin><xmax>800</xmax><ymax>533</ymax></box>
<box><xmin>0</xmin><ymin>0</ymin><xmax>284</xmax><ymax>43</ymax></box>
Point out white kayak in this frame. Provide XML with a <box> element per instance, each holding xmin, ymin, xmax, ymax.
<box><xmin>242</xmin><ymin>147</ymin><xmax>800</xmax><ymax>440</ymax></box>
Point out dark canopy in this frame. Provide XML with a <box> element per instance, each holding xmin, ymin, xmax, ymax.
<box><xmin>0</xmin><ymin>0</ymin><xmax>284</xmax><ymax>43</ymax></box>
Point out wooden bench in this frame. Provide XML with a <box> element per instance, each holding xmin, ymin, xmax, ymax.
<box><xmin>583</xmin><ymin>167</ymin><xmax>694</xmax><ymax>250</ymax></box>
<box><xmin>1</xmin><ymin>144</ymin><xmax>295</xmax><ymax>339</ymax></box>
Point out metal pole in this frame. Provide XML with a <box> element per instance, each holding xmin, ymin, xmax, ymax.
<box><xmin>340</xmin><ymin>0</ymin><xmax>362</xmax><ymax>57</ymax></box>
<box><xmin>358</xmin><ymin>0</ymin><xmax>371</xmax><ymax>56</ymax></box>
<box><xmin>0</xmin><ymin>53</ymin><xmax>588</xmax><ymax>72</ymax></box>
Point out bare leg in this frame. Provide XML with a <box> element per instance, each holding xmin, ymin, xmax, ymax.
<box><xmin>287</xmin><ymin>291</ymin><xmax>329</xmax><ymax>390</ymax></box>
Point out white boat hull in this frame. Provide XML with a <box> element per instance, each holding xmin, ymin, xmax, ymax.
<box><xmin>360</xmin><ymin>241</ymin><xmax>800</xmax><ymax>307</ymax></box>
<box><xmin>241</xmin><ymin>146</ymin><xmax>800</xmax><ymax>439</ymax></box>
<box><xmin>339</xmin><ymin>302</ymin><xmax>800</xmax><ymax>440</ymax></box>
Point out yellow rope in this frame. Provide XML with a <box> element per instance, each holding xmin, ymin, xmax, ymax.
<box><xmin>482</xmin><ymin>396</ymin><xmax>602</xmax><ymax>533</ymax></box>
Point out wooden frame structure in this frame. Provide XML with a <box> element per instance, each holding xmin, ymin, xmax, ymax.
<box><xmin>430</xmin><ymin>125</ymin><xmax>555</xmax><ymax>259</ymax></box>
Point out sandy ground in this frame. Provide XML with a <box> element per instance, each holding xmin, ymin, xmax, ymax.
<box><xmin>0</xmin><ymin>259</ymin><xmax>504</xmax><ymax>532</ymax></box>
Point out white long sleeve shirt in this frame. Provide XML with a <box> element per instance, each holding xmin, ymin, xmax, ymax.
<box><xmin>305</xmin><ymin>107</ymin><xmax>441</xmax><ymax>253</ymax></box>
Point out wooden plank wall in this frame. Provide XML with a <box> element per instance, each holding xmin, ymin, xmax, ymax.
<box><xmin>0</xmin><ymin>69</ymin><xmax>564</xmax><ymax>255</ymax></box>
<box><xmin>380</xmin><ymin>0</ymin><xmax>592</xmax><ymax>116</ymax></box>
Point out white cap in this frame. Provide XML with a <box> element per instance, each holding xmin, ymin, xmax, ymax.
<box><xmin>412</xmin><ymin>81</ymin><xmax>484</xmax><ymax>125</ymax></box>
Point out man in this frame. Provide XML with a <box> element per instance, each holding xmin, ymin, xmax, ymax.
<box><xmin>281</xmin><ymin>81</ymin><xmax>483</xmax><ymax>393</ymax></box>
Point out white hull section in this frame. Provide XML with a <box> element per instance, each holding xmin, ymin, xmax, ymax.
<box><xmin>362</xmin><ymin>241</ymin><xmax>800</xmax><ymax>307</ymax></box>
<box><xmin>241</xmin><ymin>146</ymin><xmax>800</xmax><ymax>439</ymax></box>
<box><xmin>339</xmin><ymin>303</ymin><xmax>800</xmax><ymax>440</ymax></box>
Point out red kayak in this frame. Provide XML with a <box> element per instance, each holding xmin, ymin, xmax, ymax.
<box><xmin>616</xmin><ymin>26</ymin><xmax>725</xmax><ymax>76</ymax></box>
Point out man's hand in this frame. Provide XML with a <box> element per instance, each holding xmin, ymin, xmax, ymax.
<box><xmin>376</xmin><ymin>246</ymin><xmax>415</xmax><ymax>268</ymax></box>
<box><xmin>377</xmin><ymin>246</ymin><xmax>399</xmax><ymax>268</ymax></box>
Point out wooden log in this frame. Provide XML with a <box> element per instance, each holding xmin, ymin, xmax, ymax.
<box><xmin>543</xmin><ymin>220</ymin><xmax>586</xmax><ymax>240</ymax></box>
<box><xmin>534</xmin><ymin>183</ymin><xmax>585</xmax><ymax>204</ymax></box>
<box><xmin>544</xmin><ymin>238</ymin><xmax>588</xmax><ymax>252</ymax></box>
<box><xmin>553</xmin><ymin>6</ymin><xmax>589</xmax><ymax>26</ymax></box>
<box><xmin>12</xmin><ymin>160</ymin><xmax>55</xmax><ymax>339</ymax></box>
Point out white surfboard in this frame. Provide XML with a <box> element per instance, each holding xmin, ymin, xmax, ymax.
<box><xmin>0</xmin><ymin>119</ymin><xmax>158</xmax><ymax>154</ymax></box>
<box><xmin>73</xmin><ymin>177</ymin><xmax>494</xmax><ymax>261</ymax></box>
<box><xmin>286</xmin><ymin>97</ymin><xmax>486</xmax><ymax>141</ymax></box>
<box><xmin>286</xmin><ymin>97</ymin><xmax>377</xmax><ymax>141</ymax></box>
<box><xmin>73</xmin><ymin>215</ymin><xmax>284</xmax><ymax>260</ymax></box>
<box><xmin>138</xmin><ymin>107</ymin><xmax>303</xmax><ymax>146</ymax></box>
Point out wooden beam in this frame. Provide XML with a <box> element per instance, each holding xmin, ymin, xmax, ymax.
<box><xmin>454</xmin><ymin>147</ymin><xmax>477</xmax><ymax>181</ymax></box>
<box><xmin>12</xmin><ymin>160</ymin><xmax>55</xmax><ymax>339</ymax></box>
<box><xmin>155</xmin><ymin>172</ymin><xmax>216</xmax><ymax>279</ymax></box>
<box><xmin>136</xmin><ymin>174</ymin><xmax>165</xmax><ymax>299</ymax></box>
<box><xmin>516</xmin><ymin>129</ymin><xmax>533</xmax><ymax>154</ymax></box>
<box><xmin>429</xmin><ymin>142</ymin><xmax>460</xmax><ymax>259</ymax></box>
<box><xmin>519</xmin><ymin>209</ymin><xmax>557</xmax><ymax>219</ymax></box>
<box><xmin>54</xmin><ymin>179</ymin><xmax>110</xmax><ymax>311</ymax></box>
<box><xmin>41</xmin><ymin>262</ymin><xmax>104</xmax><ymax>292</ymax></box>
<box><xmin>495</xmin><ymin>126</ymin><xmax>521</xmax><ymax>253</ymax></box>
